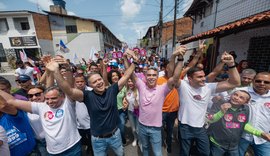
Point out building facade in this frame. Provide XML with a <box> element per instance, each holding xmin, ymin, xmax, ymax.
<box><xmin>0</xmin><ymin>11</ymin><xmax>53</xmax><ymax>67</ymax></box>
<box><xmin>141</xmin><ymin>17</ymin><xmax>192</xmax><ymax>59</ymax></box>
<box><xmin>181</xmin><ymin>0</ymin><xmax>270</xmax><ymax>72</ymax></box>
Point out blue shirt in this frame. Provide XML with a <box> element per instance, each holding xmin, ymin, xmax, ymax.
<box><xmin>0</xmin><ymin>110</ymin><xmax>36</xmax><ymax>156</ymax></box>
<box><xmin>83</xmin><ymin>83</ymin><xmax>119</xmax><ymax>136</ymax></box>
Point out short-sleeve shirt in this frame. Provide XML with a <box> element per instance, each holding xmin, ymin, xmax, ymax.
<box><xmin>240</xmin><ymin>87</ymin><xmax>270</xmax><ymax>144</ymax></box>
<box><xmin>178</xmin><ymin>80</ymin><xmax>217</xmax><ymax>127</ymax></box>
<box><xmin>75</xmin><ymin>86</ymin><xmax>92</xmax><ymax>129</ymax></box>
<box><xmin>157</xmin><ymin>76</ymin><xmax>179</xmax><ymax>112</ymax></box>
<box><xmin>0</xmin><ymin>125</ymin><xmax>10</xmax><ymax>156</ymax></box>
<box><xmin>0</xmin><ymin>110</ymin><xmax>36</xmax><ymax>156</ymax></box>
<box><xmin>136</xmin><ymin>77</ymin><xmax>170</xmax><ymax>127</ymax></box>
<box><xmin>83</xmin><ymin>83</ymin><xmax>119</xmax><ymax>136</ymax></box>
<box><xmin>31</xmin><ymin>98</ymin><xmax>81</xmax><ymax>154</ymax></box>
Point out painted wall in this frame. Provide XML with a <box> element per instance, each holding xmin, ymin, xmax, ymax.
<box><xmin>218</xmin><ymin>26</ymin><xmax>270</xmax><ymax>63</ymax></box>
<box><xmin>193</xmin><ymin>0</ymin><xmax>270</xmax><ymax>34</ymax></box>
<box><xmin>58</xmin><ymin>32</ymin><xmax>102</xmax><ymax>63</ymax></box>
<box><xmin>0</xmin><ymin>12</ymin><xmax>39</xmax><ymax>49</ymax></box>
<box><xmin>77</xmin><ymin>20</ymin><xmax>95</xmax><ymax>33</ymax></box>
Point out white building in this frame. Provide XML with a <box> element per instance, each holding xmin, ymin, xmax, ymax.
<box><xmin>0</xmin><ymin>11</ymin><xmax>53</xmax><ymax>65</ymax></box>
<box><xmin>181</xmin><ymin>0</ymin><xmax>270</xmax><ymax>72</ymax></box>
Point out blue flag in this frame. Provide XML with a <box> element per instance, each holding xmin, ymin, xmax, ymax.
<box><xmin>59</xmin><ymin>40</ymin><xmax>70</xmax><ymax>53</ymax></box>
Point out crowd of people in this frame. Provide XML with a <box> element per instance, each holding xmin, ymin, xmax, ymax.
<box><xmin>0</xmin><ymin>41</ymin><xmax>270</xmax><ymax>156</ymax></box>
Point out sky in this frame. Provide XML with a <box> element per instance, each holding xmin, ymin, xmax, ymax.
<box><xmin>0</xmin><ymin>0</ymin><xmax>192</xmax><ymax>46</ymax></box>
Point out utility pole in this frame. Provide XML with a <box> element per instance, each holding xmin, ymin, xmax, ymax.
<box><xmin>172</xmin><ymin>0</ymin><xmax>179</xmax><ymax>50</ymax></box>
<box><xmin>158</xmin><ymin>0</ymin><xmax>163</xmax><ymax>56</ymax></box>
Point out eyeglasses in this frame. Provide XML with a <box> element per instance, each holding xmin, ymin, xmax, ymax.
<box><xmin>17</xmin><ymin>80</ymin><xmax>29</xmax><ymax>84</ymax></box>
<box><xmin>27</xmin><ymin>92</ymin><xmax>43</xmax><ymax>98</ymax></box>
<box><xmin>254</xmin><ymin>80</ymin><xmax>270</xmax><ymax>84</ymax></box>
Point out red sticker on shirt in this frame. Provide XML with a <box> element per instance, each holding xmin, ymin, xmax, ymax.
<box><xmin>193</xmin><ymin>95</ymin><xmax>202</xmax><ymax>100</ymax></box>
<box><xmin>44</xmin><ymin>111</ymin><xmax>54</xmax><ymax>120</ymax></box>
<box><xmin>237</xmin><ymin>114</ymin><xmax>247</xmax><ymax>122</ymax></box>
<box><xmin>224</xmin><ymin>114</ymin><xmax>233</xmax><ymax>122</ymax></box>
<box><xmin>264</xmin><ymin>102</ymin><xmax>270</xmax><ymax>108</ymax></box>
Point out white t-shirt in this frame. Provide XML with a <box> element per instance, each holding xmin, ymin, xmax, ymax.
<box><xmin>31</xmin><ymin>97</ymin><xmax>81</xmax><ymax>154</ymax></box>
<box><xmin>126</xmin><ymin>89</ymin><xmax>139</xmax><ymax>112</ymax></box>
<box><xmin>0</xmin><ymin>125</ymin><xmax>10</xmax><ymax>156</ymax></box>
<box><xmin>75</xmin><ymin>86</ymin><xmax>92</xmax><ymax>129</ymax></box>
<box><xmin>15</xmin><ymin>66</ymin><xmax>36</xmax><ymax>85</ymax></box>
<box><xmin>178</xmin><ymin>80</ymin><xmax>217</xmax><ymax>127</ymax></box>
<box><xmin>27</xmin><ymin>113</ymin><xmax>45</xmax><ymax>140</ymax></box>
<box><xmin>240</xmin><ymin>87</ymin><xmax>270</xmax><ymax>145</ymax></box>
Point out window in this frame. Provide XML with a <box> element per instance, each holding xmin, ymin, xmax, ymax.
<box><xmin>0</xmin><ymin>18</ymin><xmax>9</xmax><ymax>32</ymax></box>
<box><xmin>66</xmin><ymin>25</ymin><xmax>77</xmax><ymax>33</ymax></box>
<box><xmin>13</xmin><ymin>17</ymin><xmax>30</xmax><ymax>30</ymax></box>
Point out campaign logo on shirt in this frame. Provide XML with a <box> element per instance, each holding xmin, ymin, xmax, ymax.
<box><xmin>264</xmin><ymin>102</ymin><xmax>270</xmax><ymax>108</ymax></box>
<box><xmin>127</xmin><ymin>92</ymin><xmax>131</xmax><ymax>97</ymax></box>
<box><xmin>226</xmin><ymin>122</ymin><xmax>240</xmax><ymax>129</ymax></box>
<box><xmin>6</xmin><ymin>126</ymin><xmax>27</xmax><ymax>149</ymax></box>
<box><xmin>224</xmin><ymin>114</ymin><xmax>233</xmax><ymax>122</ymax></box>
<box><xmin>237</xmin><ymin>114</ymin><xmax>247</xmax><ymax>122</ymax></box>
<box><xmin>193</xmin><ymin>95</ymin><xmax>202</xmax><ymax>100</ymax></box>
<box><xmin>55</xmin><ymin>109</ymin><xmax>64</xmax><ymax>118</ymax></box>
<box><xmin>44</xmin><ymin>111</ymin><xmax>54</xmax><ymax>120</ymax></box>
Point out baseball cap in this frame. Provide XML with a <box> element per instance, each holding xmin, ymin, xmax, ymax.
<box><xmin>17</xmin><ymin>74</ymin><xmax>31</xmax><ymax>82</ymax></box>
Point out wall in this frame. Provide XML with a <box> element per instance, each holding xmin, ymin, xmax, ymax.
<box><xmin>77</xmin><ymin>19</ymin><xmax>95</xmax><ymax>33</ymax></box>
<box><xmin>193</xmin><ymin>0</ymin><xmax>270</xmax><ymax>34</ymax></box>
<box><xmin>0</xmin><ymin>12</ymin><xmax>38</xmax><ymax>49</ymax></box>
<box><xmin>218</xmin><ymin>26</ymin><xmax>270</xmax><ymax>63</ymax></box>
<box><xmin>247</xmin><ymin>36</ymin><xmax>270</xmax><ymax>72</ymax></box>
<box><xmin>32</xmin><ymin>13</ymin><xmax>52</xmax><ymax>40</ymax></box>
<box><xmin>59</xmin><ymin>32</ymin><xmax>102</xmax><ymax>63</ymax></box>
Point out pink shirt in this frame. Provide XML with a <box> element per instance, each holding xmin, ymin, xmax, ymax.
<box><xmin>136</xmin><ymin>77</ymin><xmax>170</xmax><ymax>127</ymax></box>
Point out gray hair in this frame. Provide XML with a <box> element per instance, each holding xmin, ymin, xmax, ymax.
<box><xmin>241</xmin><ymin>69</ymin><xmax>256</xmax><ymax>77</ymax></box>
<box><xmin>44</xmin><ymin>86</ymin><xmax>65</xmax><ymax>97</ymax></box>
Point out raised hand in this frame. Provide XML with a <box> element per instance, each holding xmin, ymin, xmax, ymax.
<box><xmin>198</xmin><ymin>40</ymin><xmax>206</xmax><ymax>52</ymax></box>
<box><xmin>173</xmin><ymin>45</ymin><xmax>187</xmax><ymax>57</ymax></box>
<box><xmin>46</xmin><ymin>59</ymin><xmax>59</xmax><ymax>72</ymax></box>
<box><xmin>220</xmin><ymin>103</ymin><xmax>232</xmax><ymax>113</ymax></box>
<box><xmin>221</xmin><ymin>51</ymin><xmax>235</xmax><ymax>66</ymax></box>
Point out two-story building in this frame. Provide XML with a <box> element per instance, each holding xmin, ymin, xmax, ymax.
<box><xmin>141</xmin><ymin>17</ymin><xmax>192</xmax><ymax>59</ymax></box>
<box><xmin>0</xmin><ymin>10</ymin><xmax>53</xmax><ymax>68</ymax></box>
<box><xmin>180</xmin><ymin>0</ymin><xmax>270</xmax><ymax>72</ymax></box>
<box><xmin>45</xmin><ymin>10</ymin><xmax>122</xmax><ymax>62</ymax></box>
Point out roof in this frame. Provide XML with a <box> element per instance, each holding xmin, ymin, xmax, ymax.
<box><xmin>43</xmin><ymin>10</ymin><xmax>100</xmax><ymax>22</ymax></box>
<box><xmin>44</xmin><ymin>11</ymin><xmax>121</xmax><ymax>43</ymax></box>
<box><xmin>184</xmin><ymin>0</ymin><xmax>213</xmax><ymax>17</ymax></box>
<box><xmin>0</xmin><ymin>10</ymin><xmax>46</xmax><ymax>16</ymax></box>
<box><xmin>179</xmin><ymin>10</ymin><xmax>270</xmax><ymax>44</ymax></box>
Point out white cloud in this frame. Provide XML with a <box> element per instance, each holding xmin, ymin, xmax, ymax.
<box><xmin>27</xmin><ymin>0</ymin><xmax>53</xmax><ymax>11</ymax></box>
<box><xmin>120</xmin><ymin>0</ymin><xmax>144</xmax><ymax>20</ymax></box>
<box><xmin>67</xmin><ymin>11</ymin><xmax>76</xmax><ymax>15</ymax></box>
<box><xmin>0</xmin><ymin>2</ymin><xmax>7</xmax><ymax>10</ymax></box>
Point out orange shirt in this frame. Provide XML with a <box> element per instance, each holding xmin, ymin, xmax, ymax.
<box><xmin>157</xmin><ymin>76</ymin><xmax>179</xmax><ymax>112</ymax></box>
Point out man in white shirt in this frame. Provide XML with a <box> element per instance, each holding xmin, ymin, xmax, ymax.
<box><xmin>239</xmin><ymin>72</ymin><xmax>270</xmax><ymax>156</ymax></box>
<box><xmin>74</xmin><ymin>75</ymin><xmax>93</xmax><ymax>155</ymax></box>
<box><xmin>0</xmin><ymin>125</ymin><xmax>10</xmax><ymax>156</ymax></box>
<box><xmin>0</xmin><ymin>86</ymin><xmax>82</xmax><ymax>155</ymax></box>
<box><xmin>176</xmin><ymin>52</ymin><xmax>241</xmax><ymax>156</ymax></box>
<box><xmin>15</xmin><ymin>60</ymin><xmax>36</xmax><ymax>85</ymax></box>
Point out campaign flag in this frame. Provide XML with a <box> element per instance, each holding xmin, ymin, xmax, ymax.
<box><xmin>73</xmin><ymin>53</ymin><xmax>79</xmax><ymax>64</ymax></box>
<box><xmin>19</xmin><ymin>49</ymin><xmax>28</xmax><ymax>62</ymax></box>
<box><xmin>59</xmin><ymin>40</ymin><xmax>70</xmax><ymax>53</ymax></box>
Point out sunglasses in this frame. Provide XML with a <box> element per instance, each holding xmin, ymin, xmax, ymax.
<box><xmin>27</xmin><ymin>92</ymin><xmax>43</xmax><ymax>98</ymax></box>
<box><xmin>254</xmin><ymin>80</ymin><xmax>270</xmax><ymax>84</ymax></box>
<box><xmin>17</xmin><ymin>80</ymin><xmax>29</xmax><ymax>84</ymax></box>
